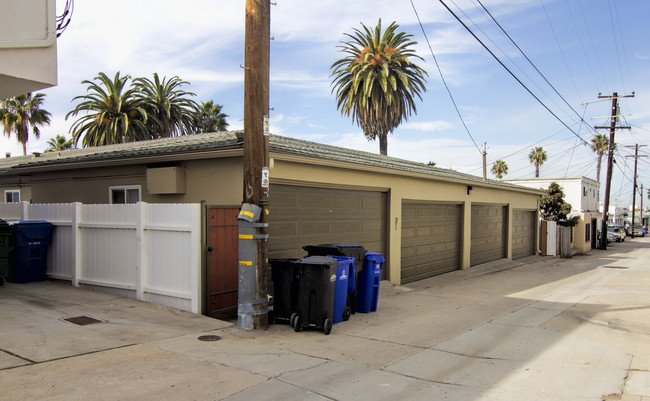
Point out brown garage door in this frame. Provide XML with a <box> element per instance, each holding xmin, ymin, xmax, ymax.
<box><xmin>471</xmin><ymin>205</ymin><xmax>506</xmax><ymax>266</ymax></box>
<box><xmin>401</xmin><ymin>202</ymin><xmax>461</xmax><ymax>284</ymax></box>
<box><xmin>268</xmin><ymin>185</ymin><xmax>386</xmax><ymax>260</ymax></box>
<box><xmin>512</xmin><ymin>210</ymin><xmax>536</xmax><ymax>259</ymax></box>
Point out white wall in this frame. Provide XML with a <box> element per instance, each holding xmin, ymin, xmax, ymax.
<box><xmin>503</xmin><ymin>177</ymin><xmax>599</xmax><ymax>213</ymax></box>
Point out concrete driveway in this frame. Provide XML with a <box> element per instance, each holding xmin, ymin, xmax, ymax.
<box><xmin>2</xmin><ymin>239</ymin><xmax>650</xmax><ymax>400</ymax></box>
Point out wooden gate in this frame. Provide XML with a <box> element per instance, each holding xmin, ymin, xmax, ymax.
<box><xmin>207</xmin><ymin>207</ymin><xmax>239</xmax><ymax>313</ymax></box>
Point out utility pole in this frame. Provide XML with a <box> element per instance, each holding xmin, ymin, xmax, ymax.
<box><xmin>641</xmin><ymin>184</ymin><xmax>644</xmax><ymax>228</ymax></box>
<box><xmin>239</xmin><ymin>0</ymin><xmax>270</xmax><ymax>330</ymax></box>
<box><xmin>625</xmin><ymin>144</ymin><xmax>647</xmax><ymax>237</ymax></box>
<box><xmin>595</xmin><ymin>91</ymin><xmax>634</xmax><ymax>250</ymax></box>
<box><xmin>482</xmin><ymin>142</ymin><xmax>487</xmax><ymax>180</ymax></box>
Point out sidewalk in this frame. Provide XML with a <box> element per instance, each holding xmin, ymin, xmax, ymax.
<box><xmin>2</xmin><ymin>239</ymin><xmax>650</xmax><ymax>400</ymax></box>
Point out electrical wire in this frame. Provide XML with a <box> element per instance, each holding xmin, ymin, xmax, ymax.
<box><xmin>436</xmin><ymin>0</ymin><xmax>590</xmax><ymax>147</ymax></box>
<box><xmin>608</xmin><ymin>0</ymin><xmax>628</xmax><ymax>94</ymax></box>
<box><xmin>474</xmin><ymin>0</ymin><xmax>595</xmax><ymax>135</ymax></box>
<box><xmin>564</xmin><ymin>0</ymin><xmax>600</xmax><ymax>91</ymax></box>
<box><xmin>56</xmin><ymin>0</ymin><xmax>74</xmax><ymax>38</ymax></box>
<box><xmin>577</xmin><ymin>0</ymin><xmax>607</xmax><ymax>87</ymax></box>
<box><xmin>409</xmin><ymin>0</ymin><xmax>483</xmax><ymax>156</ymax></box>
<box><xmin>539</xmin><ymin>0</ymin><xmax>583</xmax><ymax>104</ymax></box>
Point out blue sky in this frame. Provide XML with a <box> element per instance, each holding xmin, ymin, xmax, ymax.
<box><xmin>2</xmin><ymin>0</ymin><xmax>650</xmax><ymax>209</ymax></box>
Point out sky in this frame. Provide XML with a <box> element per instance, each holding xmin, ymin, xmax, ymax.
<box><xmin>2</xmin><ymin>0</ymin><xmax>650</xmax><ymax>209</ymax></box>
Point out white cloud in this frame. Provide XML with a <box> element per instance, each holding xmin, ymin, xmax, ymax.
<box><xmin>401</xmin><ymin>121</ymin><xmax>455</xmax><ymax>132</ymax></box>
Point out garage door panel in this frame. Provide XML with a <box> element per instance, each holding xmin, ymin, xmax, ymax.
<box><xmin>401</xmin><ymin>203</ymin><xmax>462</xmax><ymax>284</ymax></box>
<box><xmin>512</xmin><ymin>210</ymin><xmax>535</xmax><ymax>259</ymax></box>
<box><xmin>471</xmin><ymin>205</ymin><xmax>506</xmax><ymax>266</ymax></box>
<box><xmin>269</xmin><ymin>185</ymin><xmax>386</xmax><ymax>261</ymax></box>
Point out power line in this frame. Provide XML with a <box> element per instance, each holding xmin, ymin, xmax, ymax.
<box><xmin>540</xmin><ymin>0</ymin><xmax>583</xmax><ymax>104</ymax></box>
<box><xmin>409</xmin><ymin>0</ymin><xmax>483</xmax><ymax>155</ymax></box>
<box><xmin>473</xmin><ymin>0</ymin><xmax>595</xmax><ymax>135</ymax></box>
<box><xmin>577</xmin><ymin>0</ymin><xmax>608</xmax><ymax>87</ymax></box>
<box><xmin>436</xmin><ymin>0</ymin><xmax>590</xmax><ymax>147</ymax></box>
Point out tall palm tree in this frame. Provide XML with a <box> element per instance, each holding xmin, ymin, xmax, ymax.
<box><xmin>491</xmin><ymin>159</ymin><xmax>509</xmax><ymax>179</ymax></box>
<box><xmin>133</xmin><ymin>73</ymin><xmax>200</xmax><ymax>138</ymax></box>
<box><xmin>66</xmin><ymin>72</ymin><xmax>149</xmax><ymax>147</ymax></box>
<box><xmin>591</xmin><ymin>134</ymin><xmax>609</xmax><ymax>184</ymax></box>
<box><xmin>44</xmin><ymin>135</ymin><xmax>75</xmax><ymax>152</ymax></box>
<box><xmin>528</xmin><ymin>147</ymin><xmax>547</xmax><ymax>178</ymax></box>
<box><xmin>0</xmin><ymin>93</ymin><xmax>51</xmax><ymax>155</ymax></box>
<box><xmin>331</xmin><ymin>19</ymin><xmax>427</xmax><ymax>155</ymax></box>
<box><xmin>196</xmin><ymin>100</ymin><xmax>229</xmax><ymax>133</ymax></box>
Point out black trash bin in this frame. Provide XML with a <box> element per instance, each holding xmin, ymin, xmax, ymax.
<box><xmin>269</xmin><ymin>258</ymin><xmax>301</xmax><ymax>324</ymax></box>
<box><xmin>0</xmin><ymin>219</ymin><xmax>12</xmax><ymax>285</ymax></box>
<box><xmin>303</xmin><ymin>243</ymin><xmax>366</xmax><ymax>314</ymax></box>
<box><xmin>9</xmin><ymin>220</ymin><xmax>54</xmax><ymax>283</ymax></box>
<box><xmin>291</xmin><ymin>256</ymin><xmax>337</xmax><ymax>335</ymax></box>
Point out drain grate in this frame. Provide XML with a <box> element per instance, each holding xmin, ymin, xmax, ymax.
<box><xmin>603</xmin><ymin>265</ymin><xmax>629</xmax><ymax>269</ymax></box>
<box><xmin>198</xmin><ymin>335</ymin><xmax>222</xmax><ymax>342</ymax></box>
<box><xmin>64</xmin><ymin>315</ymin><xmax>104</xmax><ymax>325</ymax></box>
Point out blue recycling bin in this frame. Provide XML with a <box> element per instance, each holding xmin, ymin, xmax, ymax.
<box><xmin>9</xmin><ymin>220</ymin><xmax>54</xmax><ymax>283</ymax></box>
<box><xmin>356</xmin><ymin>253</ymin><xmax>384</xmax><ymax>313</ymax></box>
<box><xmin>328</xmin><ymin>255</ymin><xmax>355</xmax><ymax>324</ymax></box>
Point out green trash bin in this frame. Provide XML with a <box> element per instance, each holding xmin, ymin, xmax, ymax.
<box><xmin>0</xmin><ymin>219</ymin><xmax>12</xmax><ymax>285</ymax></box>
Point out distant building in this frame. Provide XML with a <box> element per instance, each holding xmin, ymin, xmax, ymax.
<box><xmin>503</xmin><ymin>177</ymin><xmax>600</xmax><ymax>253</ymax></box>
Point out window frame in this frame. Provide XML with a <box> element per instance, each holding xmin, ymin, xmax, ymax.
<box><xmin>108</xmin><ymin>185</ymin><xmax>141</xmax><ymax>204</ymax></box>
<box><xmin>4</xmin><ymin>189</ymin><xmax>20</xmax><ymax>203</ymax></box>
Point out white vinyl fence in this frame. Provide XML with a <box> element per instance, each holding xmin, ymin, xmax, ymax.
<box><xmin>0</xmin><ymin>202</ymin><xmax>201</xmax><ymax>313</ymax></box>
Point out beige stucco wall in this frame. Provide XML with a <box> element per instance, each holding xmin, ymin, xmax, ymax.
<box><xmin>270</xmin><ymin>157</ymin><xmax>540</xmax><ymax>284</ymax></box>
<box><xmin>570</xmin><ymin>212</ymin><xmax>599</xmax><ymax>253</ymax></box>
<box><xmin>1</xmin><ymin>153</ymin><xmax>540</xmax><ymax>285</ymax></box>
<box><xmin>0</xmin><ymin>157</ymin><xmax>243</xmax><ymax>205</ymax></box>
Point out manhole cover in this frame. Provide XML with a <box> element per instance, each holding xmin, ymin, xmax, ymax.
<box><xmin>63</xmin><ymin>316</ymin><xmax>104</xmax><ymax>325</ymax></box>
<box><xmin>198</xmin><ymin>335</ymin><xmax>222</xmax><ymax>342</ymax></box>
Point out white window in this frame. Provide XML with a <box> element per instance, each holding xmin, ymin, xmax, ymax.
<box><xmin>4</xmin><ymin>189</ymin><xmax>20</xmax><ymax>203</ymax></box>
<box><xmin>109</xmin><ymin>185</ymin><xmax>141</xmax><ymax>204</ymax></box>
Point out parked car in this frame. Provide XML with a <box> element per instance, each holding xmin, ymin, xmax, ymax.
<box><xmin>608</xmin><ymin>226</ymin><xmax>626</xmax><ymax>242</ymax></box>
<box><xmin>606</xmin><ymin>231</ymin><xmax>616</xmax><ymax>243</ymax></box>
<box><xmin>629</xmin><ymin>224</ymin><xmax>645</xmax><ymax>237</ymax></box>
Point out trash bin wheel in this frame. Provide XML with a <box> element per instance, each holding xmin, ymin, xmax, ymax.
<box><xmin>342</xmin><ymin>306</ymin><xmax>351</xmax><ymax>322</ymax></box>
<box><xmin>323</xmin><ymin>318</ymin><xmax>332</xmax><ymax>335</ymax></box>
<box><xmin>292</xmin><ymin>315</ymin><xmax>302</xmax><ymax>332</ymax></box>
<box><xmin>290</xmin><ymin>313</ymin><xmax>297</xmax><ymax>328</ymax></box>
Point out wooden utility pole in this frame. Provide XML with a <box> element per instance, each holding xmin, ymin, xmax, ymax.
<box><xmin>625</xmin><ymin>144</ymin><xmax>647</xmax><ymax>236</ymax></box>
<box><xmin>242</xmin><ymin>0</ymin><xmax>270</xmax><ymax>329</ymax></box>
<box><xmin>595</xmin><ymin>92</ymin><xmax>634</xmax><ymax>249</ymax></box>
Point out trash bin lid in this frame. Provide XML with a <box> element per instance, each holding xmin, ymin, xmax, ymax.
<box><xmin>299</xmin><ymin>255</ymin><xmax>338</xmax><ymax>266</ymax></box>
<box><xmin>364</xmin><ymin>252</ymin><xmax>385</xmax><ymax>263</ymax></box>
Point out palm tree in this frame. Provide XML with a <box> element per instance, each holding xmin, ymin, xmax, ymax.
<box><xmin>66</xmin><ymin>72</ymin><xmax>149</xmax><ymax>147</ymax></box>
<box><xmin>528</xmin><ymin>147</ymin><xmax>547</xmax><ymax>178</ymax></box>
<box><xmin>491</xmin><ymin>159</ymin><xmax>509</xmax><ymax>179</ymax></box>
<box><xmin>133</xmin><ymin>73</ymin><xmax>200</xmax><ymax>138</ymax></box>
<box><xmin>0</xmin><ymin>93</ymin><xmax>51</xmax><ymax>155</ymax></box>
<box><xmin>331</xmin><ymin>19</ymin><xmax>427</xmax><ymax>155</ymax></box>
<box><xmin>196</xmin><ymin>100</ymin><xmax>229</xmax><ymax>133</ymax></box>
<box><xmin>591</xmin><ymin>134</ymin><xmax>609</xmax><ymax>184</ymax></box>
<box><xmin>44</xmin><ymin>135</ymin><xmax>75</xmax><ymax>152</ymax></box>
